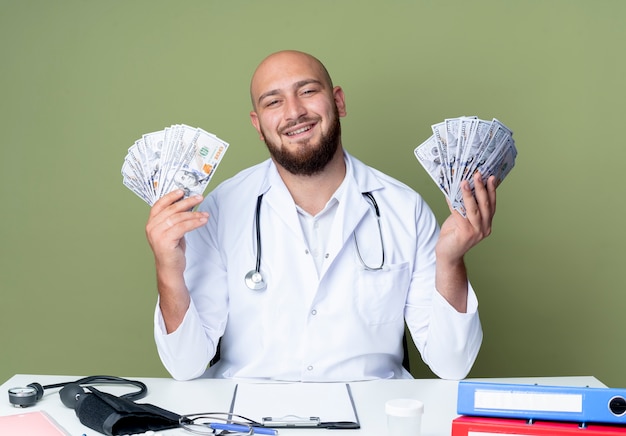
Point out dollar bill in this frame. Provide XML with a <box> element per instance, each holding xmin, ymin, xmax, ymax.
<box><xmin>431</xmin><ymin>121</ymin><xmax>453</xmax><ymax>193</ymax></box>
<box><xmin>415</xmin><ymin>116</ymin><xmax>516</xmax><ymax>217</ymax></box>
<box><xmin>122</xmin><ymin>124</ymin><xmax>229</xmax><ymax>205</ymax></box>
<box><xmin>414</xmin><ymin>134</ymin><xmax>449</xmax><ymax>196</ymax></box>
<box><xmin>162</xmin><ymin>127</ymin><xmax>229</xmax><ymax>198</ymax></box>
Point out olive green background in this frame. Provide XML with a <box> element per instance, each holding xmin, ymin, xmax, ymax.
<box><xmin>2</xmin><ymin>1</ymin><xmax>625</xmax><ymax>387</ymax></box>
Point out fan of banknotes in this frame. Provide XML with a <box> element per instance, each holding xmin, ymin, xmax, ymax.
<box><xmin>122</xmin><ymin>124</ymin><xmax>229</xmax><ymax>205</ymax></box>
<box><xmin>414</xmin><ymin>116</ymin><xmax>517</xmax><ymax>216</ymax></box>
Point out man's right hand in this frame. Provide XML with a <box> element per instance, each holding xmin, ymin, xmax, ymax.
<box><xmin>145</xmin><ymin>190</ymin><xmax>208</xmax><ymax>332</ymax></box>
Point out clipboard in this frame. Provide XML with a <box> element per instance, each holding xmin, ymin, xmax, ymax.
<box><xmin>229</xmin><ymin>382</ymin><xmax>360</xmax><ymax>429</ymax></box>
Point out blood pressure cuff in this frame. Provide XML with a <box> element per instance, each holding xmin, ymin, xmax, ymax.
<box><xmin>74</xmin><ymin>386</ymin><xmax>181</xmax><ymax>435</ymax></box>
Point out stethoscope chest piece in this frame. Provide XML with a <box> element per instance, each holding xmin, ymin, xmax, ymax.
<box><xmin>245</xmin><ymin>194</ymin><xmax>268</xmax><ymax>291</ymax></box>
<box><xmin>245</xmin><ymin>269</ymin><xmax>266</xmax><ymax>291</ymax></box>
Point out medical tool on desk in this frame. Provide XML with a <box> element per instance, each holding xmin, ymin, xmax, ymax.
<box><xmin>244</xmin><ymin>191</ymin><xmax>386</xmax><ymax>291</ymax></box>
<box><xmin>8</xmin><ymin>375</ymin><xmax>147</xmax><ymax>408</ymax></box>
<box><xmin>7</xmin><ymin>375</ymin><xmax>181</xmax><ymax>435</ymax></box>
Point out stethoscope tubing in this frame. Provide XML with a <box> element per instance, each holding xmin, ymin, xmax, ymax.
<box><xmin>245</xmin><ymin>192</ymin><xmax>385</xmax><ymax>291</ymax></box>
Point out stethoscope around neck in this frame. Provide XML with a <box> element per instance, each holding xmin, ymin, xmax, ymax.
<box><xmin>244</xmin><ymin>195</ymin><xmax>268</xmax><ymax>290</ymax></box>
<box><xmin>244</xmin><ymin>191</ymin><xmax>385</xmax><ymax>291</ymax></box>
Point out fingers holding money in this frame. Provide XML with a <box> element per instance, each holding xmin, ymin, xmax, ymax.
<box><xmin>146</xmin><ymin>190</ymin><xmax>208</xmax><ymax>264</ymax></box>
<box><xmin>149</xmin><ymin>190</ymin><xmax>208</xmax><ymax>235</ymax></box>
<box><xmin>462</xmin><ymin>173</ymin><xmax>496</xmax><ymax>240</ymax></box>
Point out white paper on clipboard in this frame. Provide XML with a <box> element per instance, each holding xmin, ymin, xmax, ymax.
<box><xmin>229</xmin><ymin>382</ymin><xmax>359</xmax><ymax>428</ymax></box>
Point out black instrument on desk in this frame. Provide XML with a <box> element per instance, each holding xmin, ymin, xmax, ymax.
<box><xmin>7</xmin><ymin>375</ymin><xmax>180</xmax><ymax>436</ymax></box>
<box><xmin>8</xmin><ymin>375</ymin><xmax>147</xmax><ymax>408</ymax></box>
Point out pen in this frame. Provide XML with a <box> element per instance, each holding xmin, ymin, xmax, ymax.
<box><xmin>209</xmin><ymin>422</ymin><xmax>278</xmax><ymax>435</ymax></box>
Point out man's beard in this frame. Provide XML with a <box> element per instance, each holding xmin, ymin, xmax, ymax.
<box><xmin>263</xmin><ymin>113</ymin><xmax>341</xmax><ymax>176</ymax></box>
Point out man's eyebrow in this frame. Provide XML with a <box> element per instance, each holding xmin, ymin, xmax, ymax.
<box><xmin>293</xmin><ymin>79</ymin><xmax>323</xmax><ymax>89</ymax></box>
<box><xmin>257</xmin><ymin>89</ymin><xmax>280</xmax><ymax>105</ymax></box>
<box><xmin>257</xmin><ymin>79</ymin><xmax>324</xmax><ymax>105</ymax></box>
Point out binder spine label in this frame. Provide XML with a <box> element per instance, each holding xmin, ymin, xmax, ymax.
<box><xmin>474</xmin><ymin>390</ymin><xmax>583</xmax><ymax>413</ymax></box>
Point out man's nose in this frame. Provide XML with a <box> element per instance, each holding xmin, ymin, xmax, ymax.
<box><xmin>284</xmin><ymin>96</ymin><xmax>307</xmax><ymax>121</ymax></box>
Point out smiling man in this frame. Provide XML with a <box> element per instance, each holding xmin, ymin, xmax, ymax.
<box><xmin>145</xmin><ymin>50</ymin><xmax>497</xmax><ymax>381</ymax></box>
<box><xmin>250</xmin><ymin>51</ymin><xmax>345</xmax><ymax>185</ymax></box>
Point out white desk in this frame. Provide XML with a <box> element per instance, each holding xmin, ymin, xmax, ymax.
<box><xmin>0</xmin><ymin>374</ymin><xmax>606</xmax><ymax>436</ymax></box>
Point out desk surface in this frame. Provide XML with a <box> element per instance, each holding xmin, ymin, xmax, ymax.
<box><xmin>0</xmin><ymin>374</ymin><xmax>606</xmax><ymax>436</ymax></box>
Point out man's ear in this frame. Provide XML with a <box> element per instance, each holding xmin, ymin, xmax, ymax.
<box><xmin>250</xmin><ymin>111</ymin><xmax>265</xmax><ymax>141</ymax></box>
<box><xmin>333</xmin><ymin>86</ymin><xmax>347</xmax><ymax>117</ymax></box>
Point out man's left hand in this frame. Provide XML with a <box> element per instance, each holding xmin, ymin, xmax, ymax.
<box><xmin>437</xmin><ymin>172</ymin><xmax>497</xmax><ymax>263</ymax></box>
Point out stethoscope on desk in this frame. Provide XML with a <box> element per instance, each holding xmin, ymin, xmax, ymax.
<box><xmin>245</xmin><ymin>192</ymin><xmax>386</xmax><ymax>290</ymax></box>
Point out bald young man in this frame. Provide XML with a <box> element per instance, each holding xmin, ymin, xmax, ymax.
<box><xmin>146</xmin><ymin>50</ymin><xmax>497</xmax><ymax>381</ymax></box>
